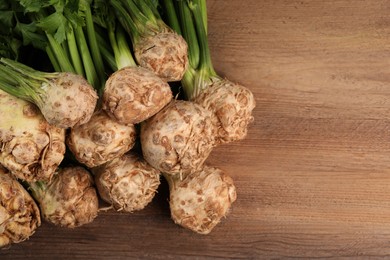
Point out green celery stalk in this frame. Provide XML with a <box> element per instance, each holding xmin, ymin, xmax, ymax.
<box><xmin>74</xmin><ymin>25</ymin><xmax>99</xmax><ymax>90</ymax></box>
<box><xmin>95</xmin><ymin>29</ymin><xmax>117</xmax><ymax>71</ymax></box>
<box><xmin>162</xmin><ymin>0</ymin><xmax>181</xmax><ymax>34</ymax></box>
<box><xmin>178</xmin><ymin>0</ymin><xmax>199</xmax><ymax>69</ymax></box>
<box><xmin>66</xmin><ymin>27</ymin><xmax>85</xmax><ymax>76</ymax></box>
<box><xmin>83</xmin><ymin>0</ymin><xmax>106</xmax><ymax>87</ymax></box>
<box><xmin>45</xmin><ymin>45</ymin><xmax>61</xmax><ymax>72</ymax></box>
<box><xmin>198</xmin><ymin>0</ymin><xmax>208</xmax><ymax>34</ymax></box>
<box><xmin>46</xmin><ymin>34</ymin><xmax>75</xmax><ymax>73</ymax></box>
<box><xmin>94</xmin><ymin>0</ymin><xmax>136</xmax><ymax>70</ymax></box>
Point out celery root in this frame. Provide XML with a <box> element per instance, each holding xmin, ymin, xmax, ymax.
<box><xmin>0</xmin><ymin>59</ymin><xmax>98</xmax><ymax>129</ymax></box>
<box><xmin>67</xmin><ymin>110</ymin><xmax>137</xmax><ymax>168</ymax></box>
<box><xmin>28</xmin><ymin>166</ymin><xmax>99</xmax><ymax>228</ymax></box>
<box><xmin>141</xmin><ymin>100</ymin><xmax>216</xmax><ymax>176</ymax></box>
<box><xmin>194</xmin><ymin>79</ymin><xmax>255</xmax><ymax>144</ymax></box>
<box><xmin>134</xmin><ymin>29</ymin><xmax>188</xmax><ymax>82</ymax></box>
<box><xmin>0</xmin><ymin>166</ymin><xmax>41</xmax><ymax>247</ymax></box>
<box><xmin>103</xmin><ymin>66</ymin><xmax>172</xmax><ymax>125</ymax></box>
<box><xmin>93</xmin><ymin>152</ymin><xmax>160</xmax><ymax>212</ymax></box>
<box><xmin>0</xmin><ymin>89</ymin><xmax>65</xmax><ymax>182</ymax></box>
<box><xmin>165</xmin><ymin>165</ymin><xmax>236</xmax><ymax>234</ymax></box>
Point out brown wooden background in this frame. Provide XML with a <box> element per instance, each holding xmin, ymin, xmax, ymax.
<box><xmin>3</xmin><ymin>0</ymin><xmax>390</xmax><ymax>258</ymax></box>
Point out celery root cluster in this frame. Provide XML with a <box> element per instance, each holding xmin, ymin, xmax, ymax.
<box><xmin>0</xmin><ymin>0</ymin><xmax>255</xmax><ymax>244</ymax></box>
<box><xmin>139</xmin><ymin>0</ymin><xmax>256</xmax><ymax>234</ymax></box>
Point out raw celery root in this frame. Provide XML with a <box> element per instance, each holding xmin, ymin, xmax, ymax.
<box><xmin>67</xmin><ymin>110</ymin><xmax>137</xmax><ymax>168</ymax></box>
<box><xmin>165</xmin><ymin>165</ymin><xmax>236</xmax><ymax>234</ymax></box>
<box><xmin>141</xmin><ymin>100</ymin><xmax>216</xmax><ymax>176</ymax></box>
<box><xmin>0</xmin><ymin>89</ymin><xmax>65</xmax><ymax>182</ymax></box>
<box><xmin>103</xmin><ymin>66</ymin><xmax>172</xmax><ymax>124</ymax></box>
<box><xmin>93</xmin><ymin>152</ymin><xmax>160</xmax><ymax>212</ymax></box>
<box><xmin>0</xmin><ymin>166</ymin><xmax>41</xmax><ymax>247</ymax></box>
<box><xmin>39</xmin><ymin>72</ymin><xmax>98</xmax><ymax>128</ymax></box>
<box><xmin>134</xmin><ymin>30</ymin><xmax>188</xmax><ymax>82</ymax></box>
<box><xmin>28</xmin><ymin>167</ymin><xmax>99</xmax><ymax>228</ymax></box>
<box><xmin>194</xmin><ymin>79</ymin><xmax>255</xmax><ymax>144</ymax></box>
<box><xmin>111</xmin><ymin>0</ymin><xmax>188</xmax><ymax>82</ymax></box>
<box><xmin>0</xmin><ymin>58</ymin><xmax>98</xmax><ymax>128</ymax></box>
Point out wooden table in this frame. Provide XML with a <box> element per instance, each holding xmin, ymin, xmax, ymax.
<box><xmin>3</xmin><ymin>0</ymin><xmax>390</xmax><ymax>258</ymax></box>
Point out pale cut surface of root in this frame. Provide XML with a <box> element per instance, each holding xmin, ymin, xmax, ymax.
<box><xmin>40</xmin><ymin>73</ymin><xmax>98</xmax><ymax>128</ymax></box>
<box><xmin>194</xmin><ymin>79</ymin><xmax>256</xmax><ymax>144</ymax></box>
<box><xmin>32</xmin><ymin>167</ymin><xmax>99</xmax><ymax>228</ymax></box>
<box><xmin>165</xmin><ymin>166</ymin><xmax>237</xmax><ymax>235</ymax></box>
<box><xmin>103</xmin><ymin>66</ymin><xmax>172</xmax><ymax>125</ymax></box>
<box><xmin>0</xmin><ymin>166</ymin><xmax>41</xmax><ymax>248</ymax></box>
<box><xmin>93</xmin><ymin>152</ymin><xmax>161</xmax><ymax>212</ymax></box>
<box><xmin>0</xmin><ymin>90</ymin><xmax>65</xmax><ymax>182</ymax></box>
<box><xmin>141</xmin><ymin>100</ymin><xmax>216</xmax><ymax>176</ymax></box>
<box><xmin>67</xmin><ymin>110</ymin><xmax>136</xmax><ymax>168</ymax></box>
<box><xmin>134</xmin><ymin>32</ymin><xmax>188</xmax><ymax>82</ymax></box>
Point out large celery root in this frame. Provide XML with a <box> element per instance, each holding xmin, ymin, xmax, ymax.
<box><xmin>0</xmin><ymin>89</ymin><xmax>65</xmax><ymax>182</ymax></box>
<box><xmin>141</xmin><ymin>100</ymin><xmax>216</xmax><ymax>176</ymax></box>
<box><xmin>0</xmin><ymin>59</ymin><xmax>98</xmax><ymax>129</ymax></box>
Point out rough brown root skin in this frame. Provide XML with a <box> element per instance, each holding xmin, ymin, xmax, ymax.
<box><xmin>141</xmin><ymin>100</ymin><xmax>216</xmax><ymax>176</ymax></box>
<box><xmin>67</xmin><ymin>110</ymin><xmax>137</xmax><ymax>168</ymax></box>
<box><xmin>103</xmin><ymin>66</ymin><xmax>172</xmax><ymax>125</ymax></box>
<box><xmin>134</xmin><ymin>32</ymin><xmax>188</xmax><ymax>82</ymax></box>
<box><xmin>40</xmin><ymin>73</ymin><xmax>98</xmax><ymax>129</ymax></box>
<box><xmin>194</xmin><ymin>79</ymin><xmax>256</xmax><ymax>144</ymax></box>
<box><xmin>165</xmin><ymin>166</ymin><xmax>237</xmax><ymax>235</ymax></box>
<box><xmin>0</xmin><ymin>166</ymin><xmax>41</xmax><ymax>247</ymax></box>
<box><xmin>0</xmin><ymin>90</ymin><xmax>66</xmax><ymax>182</ymax></box>
<box><xmin>93</xmin><ymin>152</ymin><xmax>160</xmax><ymax>212</ymax></box>
<box><xmin>31</xmin><ymin>167</ymin><xmax>99</xmax><ymax>228</ymax></box>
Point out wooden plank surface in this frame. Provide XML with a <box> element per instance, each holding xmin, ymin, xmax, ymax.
<box><xmin>3</xmin><ymin>0</ymin><xmax>390</xmax><ymax>258</ymax></box>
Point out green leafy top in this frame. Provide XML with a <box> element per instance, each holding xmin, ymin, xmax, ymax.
<box><xmin>17</xmin><ymin>0</ymin><xmax>85</xmax><ymax>44</ymax></box>
<box><xmin>93</xmin><ymin>0</ymin><xmax>116</xmax><ymax>31</ymax></box>
<box><xmin>0</xmin><ymin>0</ymin><xmax>46</xmax><ymax>52</ymax></box>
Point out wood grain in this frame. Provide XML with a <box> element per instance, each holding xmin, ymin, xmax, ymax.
<box><xmin>3</xmin><ymin>0</ymin><xmax>390</xmax><ymax>258</ymax></box>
